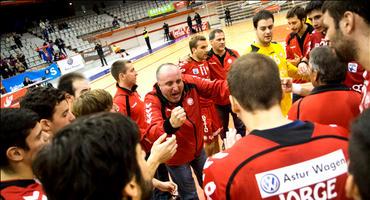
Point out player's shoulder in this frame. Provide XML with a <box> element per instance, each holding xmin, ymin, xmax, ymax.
<box><xmin>312</xmin><ymin>123</ymin><xmax>349</xmax><ymax>139</ymax></box>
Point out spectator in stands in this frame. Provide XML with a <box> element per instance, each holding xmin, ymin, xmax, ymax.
<box><xmin>187</xmin><ymin>15</ymin><xmax>194</xmax><ymax>34</ymax></box>
<box><xmin>194</xmin><ymin>12</ymin><xmax>202</xmax><ymax>32</ymax></box>
<box><xmin>20</xmin><ymin>87</ymin><xmax>75</xmax><ymax>136</ymax></box>
<box><xmin>23</xmin><ymin>77</ymin><xmax>35</xmax><ymax>87</ymax></box>
<box><xmin>45</xmin><ymin>19</ymin><xmax>55</xmax><ymax>33</ymax></box>
<box><xmin>13</xmin><ymin>33</ymin><xmax>23</xmax><ymax>49</ymax></box>
<box><xmin>39</xmin><ymin>20</ymin><xmax>49</xmax><ymax>41</ymax></box>
<box><xmin>14</xmin><ymin>59</ymin><xmax>26</xmax><ymax>74</ymax></box>
<box><xmin>95</xmin><ymin>42</ymin><xmax>108</xmax><ymax>67</ymax></box>
<box><xmin>0</xmin><ymin>108</ymin><xmax>49</xmax><ymax>200</ymax></box>
<box><xmin>112</xmin><ymin>17</ymin><xmax>120</xmax><ymax>28</ymax></box>
<box><xmin>16</xmin><ymin>51</ymin><xmax>28</xmax><ymax>69</ymax></box>
<box><xmin>32</xmin><ymin>112</ymin><xmax>154</xmax><ymax>200</ymax></box>
<box><xmin>54</xmin><ymin>38</ymin><xmax>67</xmax><ymax>55</ymax></box>
<box><xmin>143</xmin><ymin>27</ymin><xmax>152</xmax><ymax>52</ymax></box>
<box><xmin>0</xmin><ymin>56</ymin><xmax>13</xmax><ymax>79</ymax></box>
<box><xmin>112</xmin><ymin>44</ymin><xmax>129</xmax><ymax>57</ymax></box>
<box><xmin>225</xmin><ymin>7</ymin><xmax>232</xmax><ymax>26</ymax></box>
<box><xmin>54</xmin><ymin>51</ymin><xmax>66</xmax><ymax>62</ymax></box>
<box><xmin>163</xmin><ymin>22</ymin><xmax>170</xmax><ymax>41</ymax></box>
<box><xmin>347</xmin><ymin>109</ymin><xmax>370</xmax><ymax>200</ymax></box>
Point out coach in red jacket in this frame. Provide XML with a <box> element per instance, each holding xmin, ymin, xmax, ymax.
<box><xmin>207</xmin><ymin>29</ymin><xmax>245</xmax><ymax>139</ymax></box>
<box><xmin>144</xmin><ymin>63</ymin><xmax>229</xmax><ymax>199</ymax></box>
<box><xmin>288</xmin><ymin>46</ymin><xmax>361</xmax><ymax>129</ymax></box>
<box><xmin>203</xmin><ymin>53</ymin><xmax>350</xmax><ymax>200</ymax></box>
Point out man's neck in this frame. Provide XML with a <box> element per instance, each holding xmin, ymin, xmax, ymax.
<box><xmin>213</xmin><ymin>48</ymin><xmax>226</xmax><ymax>57</ymax></box>
<box><xmin>297</xmin><ymin>23</ymin><xmax>308</xmax><ymax>37</ymax></box>
<box><xmin>1</xmin><ymin>166</ymin><xmax>34</xmax><ymax>181</ymax></box>
<box><xmin>239</xmin><ymin>105</ymin><xmax>292</xmax><ymax>133</ymax></box>
<box><xmin>118</xmin><ymin>81</ymin><xmax>133</xmax><ymax>91</ymax></box>
<box><xmin>257</xmin><ymin>40</ymin><xmax>270</xmax><ymax>47</ymax></box>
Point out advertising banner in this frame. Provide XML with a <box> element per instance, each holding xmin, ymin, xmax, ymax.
<box><xmin>148</xmin><ymin>3</ymin><xmax>175</xmax><ymax>17</ymax></box>
<box><xmin>81</xmin><ymin>46</ymin><xmax>113</xmax><ymax>62</ymax></box>
<box><xmin>170</xmin><ymin>21</ymin><xmax>210</xmax><ymax>39</ymax></box>
<box><xmin>0</xmin><ymin>87</ymin><xmax>28</xmax><ymax>108</ymax></box>
<box><xmin>1</xmin><ymin>63</ymin><xmax>61</xmax><ymax>93</ymax></box>
<box><xmin>57</xmin><ymin>54</ymin><xmax>85</xmax><ymax>75</ymax></box>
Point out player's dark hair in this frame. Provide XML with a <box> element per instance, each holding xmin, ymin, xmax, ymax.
<box><xmin>33</xmin><ymin>112</ymin><xmax>143</xmax><ymax>200</ymax></box>
<box><xmin>0</xmin><ymin>108</ymin><xmax>39</xmax><ymax>170</ymax></box>
<box><xmin>20</xmin><ymin>86</ymin><xmax>67</xmax><ymax>120</ymax></box>
<box><xmin>253</xmin><ymin>10</ymin><xmax>274</xmax><ymax>29</ymax></box>
<box><xmin>57</xmin><ymin>72</ymin><xmax>86</xmax><ymax>97</ymax></box>
<box><xmin>322</xmin><ymin>1</ymin><xmax>370</xmax><ymax>29</ymax></box>
<box><xmin>349</xmin><ymin>109</ymin><xmax>370</xmax><ymax>200</ymax></box>
<box><xmin>287</xmin><ymin>6</ymin><xmax>306</xmax><ymax>21</ymax></box>
<box><xmin>309</xmin><ymin>46</ymin><xmax>346</xmax><ymax>84</ymax></box>
<box><xmin>305</xmin><ymin>0</ymin><xmax>324</xmax><ymax>15</ymax></box>
<box><xmin>209</xmin><ymin>29</ymin><xmax>224</xmax><ymax>41</ymax></box>
<box><xmin>227</xmin><ymin>53</ymin><xmax>282</xmax><ymax>112</ymax></box>
<box><xmin>111</xmin><ymin>60</ymin><xmax>132</xmax><ymax>81</ymax></box>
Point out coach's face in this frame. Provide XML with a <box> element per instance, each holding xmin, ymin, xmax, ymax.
<box><xmin>210</xmin><ymin>32</ymin><xmax>226</xmax><ymax>52</ymax></box>
<box><xmin>158</xmin><ymin>68</ymin><xmax>184</xmax><ymax>103</ymax></box>
<box><xmin>322</xmin><ymin>11</ymin><xmax>358</xmax><ymax>63</ymax></box>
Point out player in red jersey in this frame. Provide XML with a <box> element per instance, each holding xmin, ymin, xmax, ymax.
<box><xmin>207</xmin><ymin>29</ymin><xmax>246</xmax><ymax>139</ymax></box>
<box><xmin>285</xmin><ymin>6</ymin><xmax>314</xmax><ymax>68</ymax></box>
<box><xmin>288</xmin><ymin>46</ymin><xmax>361</xmax><ymax>130</ymax></box>
<box><xmin>322</xmin><ymin>1</ymin><xmax>370</xmax><ymax>112</ymax></box>
<box><xmin>203</xmin><ymin>53</ymin><xmax>349</xmax><ymax>200</ymax></box>
<box><xmin>178</xmin><ymin>35</ymin><xmax>222</xmax><ymax>156</ymax></box>
<box><xmin>1</xmin><ymin>108</ymin><xmax>49</xmax><ymax>200</ymax></box>
<box><xmin>303</xmin><ymin>1</ymin><xmax>365</xmax><ymax>93</ymax></box>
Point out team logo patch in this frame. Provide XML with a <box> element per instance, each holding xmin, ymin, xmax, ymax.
<box><xmin>187</xmin><ymin>98</ymin><xmax>194</xmax><ymax>106</ymax></box>
<box><xmin>227</xmin><ymin>58</ymin><xmax>232</xmax><ymax>64</ymax></box>
<box><xmin>192</xmin><ymin>68</ymin><xmax>199</xmax><ymax>75</ymax></box>
<box><xmin>348</xmin><ymin>62</ymin><xmax>358</xmax><ymax>73</ymax></box>
<box><xmin>260</xmin><ymin>174</ymin><xmax>280</xmax><ymax>194</ymax></box>
<box><xmin>67</xmin><ymin>58</ymin><xmax>73</xmax><ymax>65</ymax></box>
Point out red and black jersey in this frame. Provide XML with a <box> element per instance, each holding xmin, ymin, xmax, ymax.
<box><xmin>288</xmin><ymin>84</ymin><xmax>361</xmax><ymax>129</ymax></box>
<box><xmin>144</xmin><ymin>75</ymin><xmax>229</xmax><ymax>166</ymax></box>
<box><xmin>113</xmin><ymin>84</ymin><xmax>151</xmax><ymax>152</ymax></box>
<box><xmin>207</xmin><ymin>48</ymin><xmax>240</xmax><ymax>81</ymax></box>
<box><xmin>0</xmin><ymin>179</ymin><xmax>47</xmax><ymax>200</ymax></box>
<box><xmin>203</xmin><ymin>121</ymin><xmax>349</xmax><ymax>200</ymax></box>
<box><xmin>306</xmin><ymin>30</ymin><xmax>327</xmax><ymax>58</ymax></box>
<box><xmin>306</xmin><ymin>30</ymin><xmax>365</xmax><ymax>91</ymax></box>
<box><xmin>285</xmin><ymin>24</ymin><xmax>314</xmax><ymax>60</ymax></box>
<box><xmin>179</xmin><ymin>56</ymin><xmax>212</xmax><ymax>106</ymax></box>
<box><xmin>360</xmin><ymin>71</ymin><xmax>370</xmax><ymax>112</ymax></box>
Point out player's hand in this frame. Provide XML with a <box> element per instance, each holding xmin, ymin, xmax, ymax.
<box><xmin>297</xmin><ymin>61</ymin><xmax>309</xmax><ymax>76</ymax></box>
<box><xmin>170</xmin><ymin>106</ymin><xmax>186</xmax><ymax>128</ymax></box>
<box><xmin>281</xmin><ymin>77</ymin><xmax>293</xmax><ymax>93</ymax></box>
<box><xmin>223</xmin><ymin>128</ymin><xmax>242</xmax><ymax>149</ymax></box>
<box><xmin>150</xmin><ymin>134</ymin><xmax>177</xmax><ymax>164</ymax></box>
<box><xmin>153</xmin><ymin>179</ymin><xmax>178</xmax><ymax>194</ymax></box>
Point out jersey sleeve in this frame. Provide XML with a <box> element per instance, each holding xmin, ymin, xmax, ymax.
<box><xmin>144</xmin><ymin>93</ymin><xmax>177</xmax><ymax>142</ymax></box>
<box><xmin>287</xmin><ymin>99</ymin><xmax>300</xmax><ymax>120</ymax></box>
<box><xmin>183</xmin><ymin>74</ymin><xmax>229</xmax><ymax>105</ymax></box>
<box><xmin>285</xmin><ymin>35</ymin><xmax>294</xmax><ymax>60</ymax></box>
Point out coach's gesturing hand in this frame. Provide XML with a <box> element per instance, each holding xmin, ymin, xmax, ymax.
<box><xmin>169</xmin><ymin>106</ymin><xmax>186</xmax><ymax>128</ymax></box>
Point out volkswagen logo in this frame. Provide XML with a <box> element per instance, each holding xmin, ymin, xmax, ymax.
<box><xmin>260</xmin><ymin>174</ymin><xmax>280</xmax><ymax>194</ymax></box>
<box><xmin>67</xmin><ymin>58</ymin><xmax>73</xmax><ymax>65</ymax></box>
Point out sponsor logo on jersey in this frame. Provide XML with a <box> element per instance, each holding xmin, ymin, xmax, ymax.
<box><xmin>193</xmin><ymin>68</ymin><xmax>199</xmax><ymax>75</ymax></box>
<box><xmin>260</xmin><ymin>174</ymin><xmax>280</xmax><ymax>194</ymax></box>
<box><xmin>255</xmin><ymin>150</ymin><xmax>347</xmax><ymax>198</ymax></box>
<box><xmin>348</xmin><ymin>62</ymin><xmax>358</xmax><ymax>73</ymax></box>
<box><xmin>187</xmin><ymin>98</ymin><xmax>194</xmax><ymax>106</ymax></box>
<box><xmin>227</xmin><ymin>58</ymin><xmax>233</xmax><ymax>64</ymax></box>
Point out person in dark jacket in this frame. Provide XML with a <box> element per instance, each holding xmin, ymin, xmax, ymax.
<box><xmin>95</xmin><ymin>42</ymin><xmax>108</xmax><ymax>67</ymax></box>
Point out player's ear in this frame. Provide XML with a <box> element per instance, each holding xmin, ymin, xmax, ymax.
<box><xmin>123</xmin><ymin>176</ymin><xmax>140</xmax><ymax>198</ymax></box>
<box><xmin>229</xmin><ymin>95</ymin><xmax>241</xmax><ymax>114</ymax></box>
<box><xmin>345</xmin><ymin>173</ymin><xmax>361</xmax><ymax>200</ymax></box>
<box><xmin>341</xmin><ymin>11</ymin><xmax>355</xmax><ymax>34</ymax></box>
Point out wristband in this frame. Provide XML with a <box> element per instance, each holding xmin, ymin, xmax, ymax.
<box><xmin>292</xmin><ymin>83</ymin><xmax>302</xmax><ymax>94</ymax></box>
